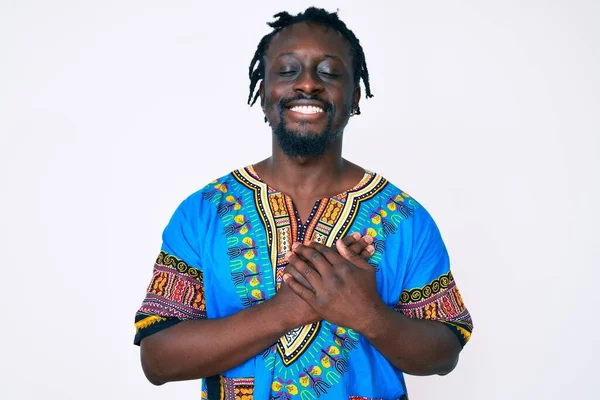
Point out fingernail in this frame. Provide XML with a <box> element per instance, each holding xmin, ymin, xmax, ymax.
<box><xmin>285</xmin><ymin>251</ymin><xmax>293</xmax><ymax>260</ymax></box>
<box><xmin>352</xmin><ymin>232</ymin><xmax>360</xmax><ymax>239</ymax></box>
<box><xmin>292</xmin><ymin>242</ymin><xmax>300</xmax><ymax>250</ymax></box>
<box><xmin>367</xmin><ymin>245</ymin><xmax>375</xmax><ymax>253</ymax></box>
<box><xmin>364</xmin><ymin>235</ymin><xmax>374</xmax><ymax>244</ymax></box>
<box><xmin>283</xmin><ymin>273</ymin><xmax>291</xmax><ymax>283</ymax></box>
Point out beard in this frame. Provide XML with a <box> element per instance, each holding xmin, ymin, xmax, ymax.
<box><xmin>271</xmin><ymin>95</ymin><xmax>346</xmax><ymax>158</ymax></box>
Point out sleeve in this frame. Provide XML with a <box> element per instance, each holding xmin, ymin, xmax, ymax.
<box><xmin>133</xmin><ymin>193</ymin><xmax>207</xmax><ymax>346</ymax></box>
<box><xmin>393</xmin><ymin>207</ymin><xmax>473</xmax><ymax>347</ymax></box>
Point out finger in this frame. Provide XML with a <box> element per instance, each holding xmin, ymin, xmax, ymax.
<box><xmin>359</xmin><ymin>245</ymin><xmax>375</xmax><ymax>260</ymax></box>
<box><xmin>283</xmin><ymin>273</ymin><xmax>317</xmax><ymax>305</ymax></box>
<box><xmin>286</xmin><ymin>250</ymin><xmax>323</xmax><ymax>290</ymax></box>
<box><xmin>291</xmin><ymin>244</ymin><xmax>315</xmax><ymax>265</ymax></box>
<box><xmin>306</xmin><ymin>241</ymin><xmax>345</xmax><ymax>266</ymax></box>
<box><xmin>283</xmin><ymin>263</ymin><xmax>314</xmax><ymax>291</ymax></box>
<box><xmin>336</xmin><ymin>237</ymin><xmax>372</xmax><ymax>270</ymax></box>
<box><xmin>293</xmin><ymin>243</ymin><xmax>334</xmax><ymax>277</ymax></box>
<box><xmin>341</xmin><ymin>232</ymin><xmax>361</xmax><ymax>247</ymax></box>
<box><xmin>348</xmin><ymin>235</ymin><xmax>374</xmax><ymax>260</ymax></box>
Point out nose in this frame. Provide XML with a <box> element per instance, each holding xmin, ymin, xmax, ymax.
<box><xmin>293</xmin><ymin>70</ymin><xmax>324</xmax><ymax>95</ymax></box>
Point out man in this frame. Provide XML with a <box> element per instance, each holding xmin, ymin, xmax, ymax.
<box><xmin>134</xmin><ymin>7</ymin><xmax>473</xmax><ymax>399</ymax></box>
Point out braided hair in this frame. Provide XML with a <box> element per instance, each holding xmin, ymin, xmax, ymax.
<box><xmin>247</xmin><ymin>7</ymin><xmax>373</xmax><ymax>115</ymax></box>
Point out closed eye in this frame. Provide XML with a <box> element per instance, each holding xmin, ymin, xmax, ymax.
<box><xmin>318</xmin><ymin>71</ymin><xmax>340</xmax><ymax>78</ymax></box>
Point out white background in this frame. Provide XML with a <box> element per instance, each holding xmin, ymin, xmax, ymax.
<box><xmin>1</xmin><ymin>1</ymin><xmax>598</xmax><ymax>399</ymax></box>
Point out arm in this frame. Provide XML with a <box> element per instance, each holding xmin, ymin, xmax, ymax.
<box><xmin>357</xmin><ymin>299</ymin><xmax>461</xmax><ymax>375</ymax></box>
<box><xmin>139</xmin><ymin>233</ymin><xmax>374</xmax><ymax>385</ymax></box>
<box><xmin>332</xmin><ymin>239</ymin><xmax>462</xmax><ymax>375</ymax></box>
<box><xmin>140</xmin><ymin>286</ymin><xmax>311</xmax><ymax>385</ymax></box>
<box><xmin>283</xmin><ymin>239</ymin><xmax>468</xmax><ymax>377</ymax></box>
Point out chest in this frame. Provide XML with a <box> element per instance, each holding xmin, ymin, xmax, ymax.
<box><xmin>202</xmin><ymin>172</ymin><xmax>416</xmax><ymax>314</ymax></box>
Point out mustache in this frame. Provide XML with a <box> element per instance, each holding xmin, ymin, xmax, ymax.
<box><xmin>278</xmin><ymin>94</ymin><xmax>334</xmax><ymax>113</ymax></box>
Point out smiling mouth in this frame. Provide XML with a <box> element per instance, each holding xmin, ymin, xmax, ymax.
<box><xmin>288</xmin><ymin>105</ymin><xmax>324</xmax><ymax>115</ymax></box>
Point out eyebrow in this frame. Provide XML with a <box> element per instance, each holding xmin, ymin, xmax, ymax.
<box><xmin>276</xmin><ymin>52</ymin><xmax>342</xmax><ymax>61</ymax></box>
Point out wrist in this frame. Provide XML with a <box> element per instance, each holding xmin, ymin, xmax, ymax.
<box><xmin>355</xmin><ymin>301</ymin><xmax>394</xmax><ymax>340</ymax></box>
<box><xmin>264</xmin><ymin>296</ymin><xmax>298</xmax><ymax>333</ymax></box>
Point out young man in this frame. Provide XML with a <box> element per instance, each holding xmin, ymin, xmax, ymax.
<box><xmin>134</xmin><ymin>8</ymin><xmax>473</xmax><ymax>399</ymax></box>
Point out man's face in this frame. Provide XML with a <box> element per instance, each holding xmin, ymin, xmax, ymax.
<box><xmin>260</xmin><ymin>22</ymin><xmax>360</xmax><ymax>157</ymax></box>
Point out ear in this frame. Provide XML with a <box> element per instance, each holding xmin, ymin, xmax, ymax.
<box><xmin>353</xmin><ymin>86</ymin><xmax>361</xmax><ymax>112</ymax></box>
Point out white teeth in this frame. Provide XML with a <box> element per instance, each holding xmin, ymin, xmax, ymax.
<box><xmin>290</xmin><ymin>105</ymin><xmax>324</xmax><ymax>114</ymax></box>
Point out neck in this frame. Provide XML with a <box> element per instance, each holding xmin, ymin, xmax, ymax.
<box><xmin>255</xmin><ymin>135</ymin><xmax>348</xmax><ymax>199</ymax></box>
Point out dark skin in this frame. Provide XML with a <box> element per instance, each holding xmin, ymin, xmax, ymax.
<box><xmin>140</xmin><ymin>21</ymin><xmax>461</xmax><ymax>385</ymax></box>
<box><xmin>284</xmin><ymin>241</ymin><xmax>461</xmax><ymax>375</ymax></box>
<box><xmin>141</xmin><ymin>233</ymin><xmax>374</xmax><ymax>385</ymax></box>
<box><xmin>256</xmin><ymin>22</ymin><xmax>363</xmax><ymax>223</ymax></box>
<box><xmin>259</xmin><ymin>22</ymin><xmax>461</xmax><ymax>375</ymax></box>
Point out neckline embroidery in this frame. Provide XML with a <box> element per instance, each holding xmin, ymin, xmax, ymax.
<box><xmin>246</xmin><ymin>164</ymin><xmax>373</xmax><ymax>203</ymax></box>
<box><xmin>232</xmin><ymin>166</ymin><xmax>382</xmax><ymax>367</ymax></box>
<box><xmin>211</xmin><ymin>168</ymin><xmax>419</xmax><ymax>395</ymax></box>
<box><xmin>245</xmin><ymin>165</ymin><xmax>374</xmax><ymax>238</ymax></box>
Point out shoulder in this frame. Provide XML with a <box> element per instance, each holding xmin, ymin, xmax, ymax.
<box><xmin>194</xmin><ymin>169</ymin><xmax>238</xmax><ymax>201</ymax></box>
<box><xmin>176</xmin><ymin>166</ymin><xmax>258</xmax><ymax>220</ymax></box>
<box><xmin>370</xmin><ymin>172</ymin><xmax>429</xmax><ymax>215</ymax></box>
<box><xmin>168</xmin><ymin>169</ymin><xmax>237</xmax><ymax>217</ymax></box>
<box><xmin>366</xmin><ymin>172</ymin><xmax>440</xmax><ymax>235</ymax></box>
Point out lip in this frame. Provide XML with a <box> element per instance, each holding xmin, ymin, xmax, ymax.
<box><xmin>284</xmin><ymin>100</ymin><xmax>327</xmax><ymax>110</ymax></box>
<box><xmin>284</xmin><ymin>107</ymin><xmax>326</xmax><ymax>121</ymax></box>
<box><xmin>283</xmin><ymin>100</ymin><xmax>327</xmax><ymax>121</ymax></box>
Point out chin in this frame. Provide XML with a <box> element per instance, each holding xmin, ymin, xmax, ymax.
<box><xmin>287</xmin><ymin>128</ymin><xmax>327</xmax><ymax>138</ymax></box>
<box><xmin>284</xmin><ymin>120</ymin><xmax>327</xmax><ymax>136</ymax></box>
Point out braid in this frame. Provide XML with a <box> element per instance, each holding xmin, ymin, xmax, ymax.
<box><xmin>247</xmin><ymin>34</ymin><xmax>274</xmax><ymax>105</ymax></box>
<box><xmin>247</xmin><ymin>7</ymin><xmax>373</xmax><ymax>112</ymax></box>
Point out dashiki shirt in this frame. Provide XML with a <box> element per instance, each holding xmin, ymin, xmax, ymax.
<box><xmin>134</xmin><ymin>166</ymin><xmax>473</xmax><ymax>400</ymax></box>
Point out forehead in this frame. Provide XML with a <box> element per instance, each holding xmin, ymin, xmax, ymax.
<box><xmin>265</xmin><ymin>22</ymin><xmax>352</xmax><ymax>62</ymax></box>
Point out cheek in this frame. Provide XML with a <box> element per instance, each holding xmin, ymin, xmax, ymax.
<box><xmin>262</xmin><ymin>85</ymin><xmax>282</xmax><ymax>111</ymax></box>
<box><xmin>262</xmin><ymin>90</ymin><xmax>283</xmax><ymax>125</ymax></box>
<box><xmin>261</xmin><ymin>92</ymin><xmax>276</xmax><ymax>115</ymax></box>
<box><xmin>334</xmin><ymin>94</ymin><xmax>354</xmax><ymax>120</ymax></box>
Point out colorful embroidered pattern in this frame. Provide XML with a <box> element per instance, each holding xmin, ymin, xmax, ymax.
<box><xmin>341</xmin><ymin>188</ymin><xmax>419</xmax><ymax>272</ymax></box>
<box><xmin>134</xmin><ymin>315</ymin><xmax>166</xmax><ymax>331</ymax></box>
<box><xmin>220</xmin><ymin>376</ymin><xmax>254</xmax><ymax>400</ymax></box>
<box><xmin>395</xmin><ymin>271</ymin><xmax>473</xmax><ymax>346</ymax></box>
<box><xmin>136</xmin><ymin>250</ymin><xmax>206</xmax><ymax>324</ymax></box>
<box><xmin>271</xmin><ymin>377</ymin><xmax>299</xmax><ymax>399</ymax></box>
<box><xmin>239</xmin><ymin>167</ymin><xmax>377</xmax><ymax>369</ymax></box>
<box><xmin>399</xmin><ymin>271</ymin><xmax>454</xmax><ymax>304</ymax></box>
<box><xmin>204</xmin><ymin>175</ymin><xmax>277</xmax><ymax>311</ymax></box>
<box><xmin>137</xmin><ymin>166</ymin><xmax>472</xmax><ymax>398</ymax></box>
<box><xmin>276</xmin><ymin>322</ymin><xmax>322</xmax><ymax>366</ymax></box>
<box><xmin>231</xmin><ymin>167</ymin><xmax>391</xmax><ymax>397</ymax></box>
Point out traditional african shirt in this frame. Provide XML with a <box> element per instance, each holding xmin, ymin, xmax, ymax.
<box><xmin>134</xmin><ymin>165</ymin><xmax>473</xmax><ymax>400</ymax></box>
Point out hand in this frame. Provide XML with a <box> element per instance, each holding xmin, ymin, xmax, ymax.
<box><xmin>273</xmin><ymin>272</ymin><xmax>321</xmax><ymax>330</ymax></box>
<box><xmin>274</xmin><ymin>233</ymin><xmax>375</xmax><ymax>330</ymax></box>
<box><xmin>287</xmin><ymin>232</ymin><xmax>375</xmax><ymax>291</ymax></box>
<box><xmin>283</xmin><ymin>239</ymin><xmax>385</xmax><ymax>333</ymax></box>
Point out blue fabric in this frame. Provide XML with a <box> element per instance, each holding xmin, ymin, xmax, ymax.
<box><xmin>134</xmin><ymin>166</ymin><xmax>472</xmax><ymax>399</ymax></box>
